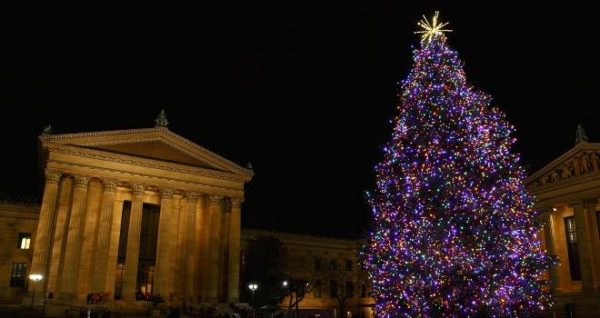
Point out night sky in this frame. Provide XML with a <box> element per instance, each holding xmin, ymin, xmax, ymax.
<box><xmin>1</xmin><ymin>1</ymin><xmax>600</xmax><ymax>238</ymax></box>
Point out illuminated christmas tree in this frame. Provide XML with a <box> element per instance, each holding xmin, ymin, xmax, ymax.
<box><xmin>365</xmin><ymin>12</ymin><xmax>553</xmax><ymax>317</ymax></box>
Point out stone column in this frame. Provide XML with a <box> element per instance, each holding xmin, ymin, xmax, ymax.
<box><xmin>105</xmin><ymin>198</ymin><xmax>125</xmax><ymax>297</ymax></box>
<box><xmin>59</xmin><ymin>175</ymin><xmax>90</xmax><ymax>300</ymax></box>
<box><xmin>220</xmin><ymin>201</ymin><xmax>231</xmax><ymax>301</ymax></box>
<box><xmin>205</xmin><ymin>195</ymin><xmax>224</xmax><ymax>303</ymax></box>
<box><xmin>572</xmin><ymin>201</ymin><xmax>595</xmax><ymax>292</ymax></box>
<box><xmin>30</xmin><ymin>171</ymin><xmax>62</xmax><ymax>290</ymax></box>
<box><xmin>196</xmin><ymin>195</ymin><xmax>209</xmax><ymax>300</ymax></box>
<box><xmin>154</xmin><ymin>188</ymin><xmax>174</xmax><ymax>297</ymax></box>
<box><xmin>178</xmin><ymin>192</ymin><xmax>197</xmax><ymax>301</ymax></box>
<box><xmin>227</xmin><ymin>198</ymin><xmax>242</xmax><ymax>303</ymax></box>
<box><xmin>91</xmin><ymin>180</ymin><xmax>118</xmax><ymax>292</ymax></box>
<box><xmin>541</xmin><ymin>208</ymin><xmax>560</xmax><ymax>292</ymax></box>
<box><xmin>46</xmin><ymin>177</ymin><xmax>73</xmax><ymax>295</ymax></box>
<box><xmin>122</xmin><ymin>184</ymin><xmax>145</xmax><ymax>300</ymax></box>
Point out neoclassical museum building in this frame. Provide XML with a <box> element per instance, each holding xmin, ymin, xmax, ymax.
<box><xmin>526</xmin><ymin>129</ymin><xmax>600</xmax><ymax>311</ymax></box>
<box><xmin>4</xmin><ymin>118</ymin><xmax>600</xmax><ymax>315</ymax></box>
<box><xmin>0</xmin><ymin>113</ymin><xmax>253</xmax><ymax>313</ymax></box>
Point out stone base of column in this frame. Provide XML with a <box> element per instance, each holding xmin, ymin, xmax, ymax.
<box><xmin>581</xmin><ymin>286</ymin><xmax>596</xmax><ymax>294</ymax></box>
<box><xmin>203</xmin><ymin>296</ymin><xmax>218</xmax><ymax>305</ymax></box>
<box><xmin>227</xmin><ymin>297</ymin><xmax>239</xmax><ymax>304</ymax></box>
<box><xmin>20</xmin><ymin>292</ymin><xmax>46</xmax><ymax>308</ymax></box>
<box><xmin>553</xmin><ymin>287</ymin><xmax>563</xmax><ymax>294</ymax></box>
<box><xmin>56</xmin><ymin>291</ymin><xmax>78</xmax><ymax>302</ymax></box>
<box><xmin>43</xmin><ymin>301</ymin><xmax>78</xmax><ymax>318</ymax></box>
<box><xmin>119</xmin><ymin>294</ymin><xmax>137</xmax><ymax>302</ymax></box>
<box><xmin>44</xmin><ymin>299</ymin><xmax>148</xmax><ymax>318</ymax></box>
<box><xmin>553</xmin><ymin>291</ymin><xmax>600</xmax><ymax>314</ymax></box>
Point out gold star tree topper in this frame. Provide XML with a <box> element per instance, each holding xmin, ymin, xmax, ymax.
<box><xmin>414</xmin><ymin>11</ymin><xmax>452</xmax><ymax>43</ymax></box>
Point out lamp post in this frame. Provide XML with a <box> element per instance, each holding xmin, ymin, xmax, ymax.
<box><xmin>29</xmin><ymin>274</ymin><xmax>43</xmax><ymax>309</ymax></box>
<box><xmin>248</xmin><ymin>283</ymin><xmax>258</xmax><ymax>307</ymax></box>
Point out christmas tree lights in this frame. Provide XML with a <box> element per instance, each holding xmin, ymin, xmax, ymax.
<box><xmin>365</xmin><ymin>12</ymin><xmax>553</xmax><ymax>317</ymax></box>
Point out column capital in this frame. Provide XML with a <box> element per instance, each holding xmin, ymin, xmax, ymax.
<box><xmin>230</xmin><ymin>198</ymin><xmax>243</xmax><ymax>208</ymax></box>
<box><xmin>132</xmin><ymin>184</ymin><xmax>145</xmax><ymax>196</ymax></box>
<box><xmin>103</xmin><ymin>179</ymin><xmax>119</xmax><ymax>193</ymax></box>
<box><xmin>73</xmin><ymin>175</ymin><xmax>90</xmax><ymax>188</ymax></box>
<box><xmin>187</xmin><ymin>192</ymin><xmax>199</xmax><ymax>202</ymax></box>
<box><xmin>161</xmin><ymin>188</ymin><xmax>174</xmax><ymax>199</ymax></box>
<box><xmin>45</xmin><ymin>171</ymin><xmax>62</xmax><ymax>184</ymax></box>
<box><xmin>537</xmin><ymin>206</ymin><xmax>555</xmax><ymax>214</ymax></box>
<box><xmin>208</xmin><ymin>194</ymin><xmax>224</xmax><ymax>205</ymax></box>
<box><xmin>568</xmin><ymin>200</ymin><xmax>585</xmax><ymax>209</ymax></box>
<box><xmin>582</xmin><ymin>199</ymin><xmax>599</xmax><ymax>210</ymax></box>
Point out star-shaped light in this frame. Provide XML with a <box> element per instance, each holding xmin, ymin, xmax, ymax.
<box><xmin>414</xmin><ymin>11</ymin><xmax>452</xmax><ymax>43</ymax></box>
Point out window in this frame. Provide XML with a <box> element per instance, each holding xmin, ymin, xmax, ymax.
<box><xmin>18</xmin><ymin>233</ymin><xmax>31</xmax><ymax>250</ymax></box>
<box><xmin>330</xmin><ymin>280</ymin><xmax>338</xmax><ymax>297</ymax></box>
<box><xmin>360</xmin><ymin>283</ymin><xmax>367</xmax><ymax>298</ymax></box>
<box><xmin>345</xmin><ymin>281</ymin><xmax>354</xmax><ymax>298</ymax></box>
<box><xmin>345</xmin><ymin>259</ymin><xmax>353</xmax><ymax>271</ymax></box>
<box><xmin>10</xmin><ymin>263</ymin><xmax>27</xmax><ymax>287</ymax></box>
<box><xmin>329</xmin><ymin>260</ymin><xmax>337</xmax><ymax>271</ymax></box>
<box><xmin>313</xmin><ymin>279</ymin><xmax>322</xmax><ymax>297</ymax></box>
<box><xmin>564</xmin><ymin>217</ymin><xmax>581</xmax><ymax>280</ymax></box>
<box><xmin>596</xmin><ymin>211</ymin><xmax>600</xmax><ymax>238</ymax></box>
<box><xmin>314</xmin><ymin>257</ymin><xmax>321</xmax><ymax>271</ymax></box>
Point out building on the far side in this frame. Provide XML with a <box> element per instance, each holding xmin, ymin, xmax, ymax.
<box><xmin>0</xmin><ymin>200</ymin><xmax>39</xmax><ymax>303</ymax></box>
<box><xmin>241</xmin><ymin>229</ymin><xmax>375</xmax><ymax>318</ymax></box>
<box><xmin>527</xmin><ymin>125</ymin><xmax>600</xmax><ymax>313</ymax></box>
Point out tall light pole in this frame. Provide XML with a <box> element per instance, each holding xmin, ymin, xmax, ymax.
<box><xmin>248</xmin><ymin>283</ymin><xmax>258</xmax><ymax>308</ymax></box>
<box><xmin>29</xmin><ymin>274</ymin><xmax>43</xmax><ymax>309</ymax></box>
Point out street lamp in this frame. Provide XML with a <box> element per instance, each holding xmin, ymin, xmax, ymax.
<box><xmin>248</xmin><ymin>283</ymin><xmax>258</xmax><ymax>307</ymax></box>
<box><xmin>282</xmin><ymin>281</ymin><xmax>288</xmax><ymax>287</ymax></box>
<box><xmin>29</xmin><ymin>274</ymin><xmax>43</xmax><ymax>308</ymax></box>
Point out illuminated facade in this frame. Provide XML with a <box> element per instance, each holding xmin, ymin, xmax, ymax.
<box><xmin>0</xmin><ymin>118</ymin><xmax>253</xmax><ymax>313</ymax></box>
<box><xmin>0</xmin><ymin>201</ymin><xmax>38</xmax><ymax>302</ymax></box>
<box><xmin>527</xmin><ymin>134</ymin><xmax>600</xmax><ymax>311</ymax></box>
<box><xmin>7</xmin><ymin>120</ymin><xmax>600</xmax><ymax>315</ymax></box>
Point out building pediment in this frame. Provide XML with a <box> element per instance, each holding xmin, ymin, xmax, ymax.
<box><xmin>39</xmin><ymin>127</ymin><xmax>253</xmax><ymax>181</ymax></box>
<box><xmin>526</xmin><ymin>142</ymin><xmax>600</xmax><ymax>192</ymax></box>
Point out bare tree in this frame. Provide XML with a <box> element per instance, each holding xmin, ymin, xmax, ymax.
<box><xmin>326</xmin><ymin>259</ymin><xmax>355</xmax><ymax>318</ymax></box>
<box><xmin>280</xmin><ymin>252</ymin><xmax>315</xmax><ymax>318</ymax></box>
<box><xmin>242</xmin><ymin>236</ymin><xmax>288</xmax><ymax>307</ymax></box>
<box><xmin>334</xmin><ymin>279</ymin><xmax>353</xmax><ymax>318</ymax></box>
<box><xmin>283</xmin><ymin>278</ymin><xmax>313</xmax><ymax>318</ymax></box>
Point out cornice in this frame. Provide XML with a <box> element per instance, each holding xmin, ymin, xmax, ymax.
<box><xmin>241</xmin><ymin>228</ymin><xmax>362</xmax><ymax>247</ymax></box>
<box><xmin>527</xmin><ymin>142</ymin><xmax>600</xmax><ymax>183</ymax></box>
<box><xmin>39</xmin><ymin>127</ymin><xmax>254</xmax><ymax>179</ymax></box>
<box><xmin>46</xmin><ymin>144</ymin><xmax>250</xmax><ymax>183</ymax></box>
<box><xmin>46</xmin><ymin>159</ymin><xmax>244</xmax><ymax>196</ymax></box>
<box><xmin>0</xmin><ymin>201</ymin><xmax>40</xmax><ymax>212</ymax></box>
<box><xmin>0</xmin><ymin>209</ymin><xmax>40</xmax><ymax>220</ymax></box>
<box><xmin>530</xmin><ymin>171</ymin><xmax>600</xmax><ymax>196</ymax></box>
<box><xmin>526</xmin><ymin>144</ymin><xmax>600</xmax><ymax>198</ymax></box>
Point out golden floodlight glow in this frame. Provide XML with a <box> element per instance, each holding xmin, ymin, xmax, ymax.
<box><xmin>414</xmin><ymin>11</ymin><xmax>452</xmax><ymax>43</ymax></box>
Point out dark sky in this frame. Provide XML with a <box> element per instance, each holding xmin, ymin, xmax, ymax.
<box><xmin>1</xmin><ymin>1</ymin><xmax>600</xmax><ymax>238</ymax></box>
